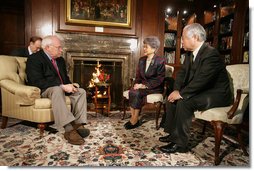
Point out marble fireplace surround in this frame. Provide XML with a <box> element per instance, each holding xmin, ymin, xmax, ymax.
<box><xmin>57</xmin><ymin>33</ymin><xmax>138</xmax><ymax>90</ymax></box>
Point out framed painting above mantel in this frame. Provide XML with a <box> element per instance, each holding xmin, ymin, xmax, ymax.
<box><xmin>66</xmin><ymin>0</ymin><xmax>132</xmax><ymax>28</ymax></box>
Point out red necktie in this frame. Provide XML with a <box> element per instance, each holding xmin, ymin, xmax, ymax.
<box><xmin>51</xmin><ymin>59</ymin><xmax>63</xmax><ymax>84</ymax></box>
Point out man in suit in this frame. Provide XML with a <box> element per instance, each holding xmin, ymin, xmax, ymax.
<box><xmin>10</xmin><ymin>36</ymin><xmax>42</xmax><ymax>57</ymax></box>
<box><xmin>159</xmin><ymin>23</ymin><xmax>232</xmax><ymax>153</ymax></box>
<box><xmin>124</xmin><ymin>36</ymin><xmax>166</xmax><ymax>130</ymax></box>
<box><xmin>26</xmin><ymin>35</ymin><xmax>89</xmax><ymax>145</ymax></box>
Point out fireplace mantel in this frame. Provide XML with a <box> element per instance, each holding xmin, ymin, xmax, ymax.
<box><xmin>56</xmin><ymin>33</ymin><xmax>138</xmax><ymax>90</ymax></box>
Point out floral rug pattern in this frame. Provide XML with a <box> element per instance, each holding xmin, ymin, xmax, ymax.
<box><xmin>0</xmin><ymin>113</ymin><xmax>250</xmax><ymax>166</ymax></box>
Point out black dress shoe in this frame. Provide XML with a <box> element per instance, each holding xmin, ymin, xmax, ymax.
<box><xmin>159</xmin><ymin>122</ymin><xmax>165</xmax><ymax>128</ymax></box>
<box><xmin>159</xmin><ymin>143</ymin><xmax>188</xmax><ymax>153</ymax></box>
<box><xmin>159</xmin><ymin>134</ymin><xmax>171</xmax><ymax>143</ymax></box>
<box><xmin>124</xmin><ymin>120</ymin><xmax>141</xmax><ymax>130</ymax></box>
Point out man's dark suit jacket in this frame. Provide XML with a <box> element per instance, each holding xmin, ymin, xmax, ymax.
<box><xmin>174</xmin><ymin>43</ymin><xmax>232</xmax><ymax>109</ymax></box>
<box><xmin>134</xmin><ymin>55</ymin><xmax>166</xmax><ymax>94</ymax></box>
<box><xmin>10</xmin><ymin>47</ymin><xmax>30</xmax><ymax>57</ymax></box>
<box><xmin>26</xmin><ymin>50</ymin><xmax>72</xmax><ymax>93</ymax></box>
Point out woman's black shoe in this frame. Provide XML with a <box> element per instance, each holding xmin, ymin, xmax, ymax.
<box><xmin>124</xmin><ymin>121</ymin><xmax>131</xmax><ymax>128</ymax></box>
<box><xmin>124</xmin><ymin>120</ymin><xmax>141</xmax><ymax>130</ymax></box>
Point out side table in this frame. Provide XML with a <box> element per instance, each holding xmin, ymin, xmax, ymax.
<box><xmin>93</xmin><ymin>82</ymin><xmax>111</xmax><ymax>116</ymax></box>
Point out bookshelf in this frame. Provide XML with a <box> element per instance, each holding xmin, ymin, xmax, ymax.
<box><xmin>201</xmin><ymin>0</ymin><xmax>248</xmax><ymax>65</ymax></box>
<box><xmin>218</xmin><ymin>1</ymin><xmax>235</xmax><ymax>64</ymax></box>
<box><xmin>163</xmin><ymin>6</ymin><xmax>196</xmax><ymax>76</ymax></box>
<box><xmin>161</xmin><ymin>0</ymin><xmax>248</xmax><ymax>74</ymax></box>
<box><xmin>164</xmin><ymin>9</ymin><xmax>178</xmax><ymax>65</ymax></box>
<box><xmin>203</xmin><ymin>4</ymin><xmax>218</xmax><ymax>48</ymax></box>
<box><xmin>242</xmin><ymin>10</ymin><xmax>249</xmax><ymax>63</ymax></box>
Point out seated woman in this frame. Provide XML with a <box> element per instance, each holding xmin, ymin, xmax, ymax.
<box><xmin>124</xmin><ymin>36</ymin><xmax>166</xmax><ymax>129</ymax></box>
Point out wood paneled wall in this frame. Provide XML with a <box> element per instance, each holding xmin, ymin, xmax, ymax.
<box><xmin>0</xmin><ymin>0</ymin><xmax>164</xmax><ymax>58</ymax></box>
<box><xmin>0</xmin><ymin>0</ymin><xmax>25</xmax><ymax>55</ymax></box>
<box><xmin>25</xmin><ymin>0</ymin><xmax>55</xmax><ymax>43</ymax></box>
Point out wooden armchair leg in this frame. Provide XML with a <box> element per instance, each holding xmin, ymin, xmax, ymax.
<box><xmin>154</xmin><ymin>102</ymin><xmax>162</xmax><ymax>130</ymax></box>
<box><xmin>163</xmin><ymin>103</ymin><xmax>166</xmax><ymax>116</ymax></box>
<box><xmin>1</xmin><ymin>116</ymin><xmax>8</xmax><ymax>129</ymax></box>
<box><xmin>202</xmin><ymin>121</ymin><xmax>207</xmax><ymax>135</ymax></box>
<box><xmin>236</xmin><ymin>124</ymin><xmax>248</xmax><ymax>155</ymax></box>
<box><xmin>122</xmin><ymin>98</ymin><xmax>127</xmax><ymax>120</ymax></box>
<box><xmin>211</xmin><ymin>120</ymin><xmax>226</xmax><ymax>165</ymax></box>
<box><xmin>38</xmin><ymin>123</ymin><xmax>46</xmax><ymax>138</ymax></box>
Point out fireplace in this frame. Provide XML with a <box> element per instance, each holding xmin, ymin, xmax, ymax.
<box><xmin>57</xmin><ymin>33</ymin><xmax>138</xmax><ymax>110</ymax></box>
<box><xmin>73</xmin><ymin>59</ymin><xmax>123</xmax><ymax>108</ymax></box>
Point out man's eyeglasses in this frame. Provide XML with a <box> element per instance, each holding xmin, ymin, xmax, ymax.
<box><xmin>50</xmin><ymin>45</ymin><xmax>62</xmax><ymax>50</ymax></box>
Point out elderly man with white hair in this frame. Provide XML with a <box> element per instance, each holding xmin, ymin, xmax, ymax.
<box><xmin>26</xmin><ymin>35</ymin><xmax>89</xmax><ymax>145</ymax></box>
<box><xmin>159</xmin><ymin>23</ymin><xmax>232</xmax><ymax>153</ymax></box>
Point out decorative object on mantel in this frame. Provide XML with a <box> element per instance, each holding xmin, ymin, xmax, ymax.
<box><xmin>65</xmin><ymin>0</ymin><xmax>132</xmax><ymax>28</ymax></box>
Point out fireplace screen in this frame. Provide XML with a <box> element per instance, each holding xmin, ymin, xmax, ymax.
<box><xmin>73</xmin><ymin>59</ymin><xmax>123</xmax><ymax>110</ymax></box>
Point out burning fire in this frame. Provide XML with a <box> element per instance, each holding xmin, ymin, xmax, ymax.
<box><xmin>88</xmin><ymin>61</ymin><xmax>110</xmax><ymax>88</ymax></box>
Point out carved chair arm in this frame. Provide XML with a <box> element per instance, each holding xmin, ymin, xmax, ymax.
<box><xmin>162</xmin><ymin>79</ymin><xmax>169</xmax><ymax>99</ymax></box>
<box><xmin>227</xmin><ymin>89</ymin><xmax>243</xmax><ymax>119</ymax></box>
<box><xmin>162</xmin><ymin>77</ymin><xmax>175</xmax><ymax>100</ymax></box>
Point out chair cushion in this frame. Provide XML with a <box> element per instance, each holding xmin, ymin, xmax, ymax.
<box><xmin>34</xmin><ymin>96</ymin><xmax>71</xmax><ymax>109</ymax></box>
<box><xmin>123</xmin><ymin>90</ymin><xmax>163</xmax><ymax>103</ymax></box>
<box><xmin>195</xmin><ymin>65</ymin><xmax>249</xmax><ymax>125</ymax></box>
<box><xmin>195</xmin><ymin>93</ymin><xmax>249</xmax><ymax>124</ymax></box>
<box><xmin>123</xmin><ymin>90</ymin><xmax>129</xmax><ymax>99</ymax></box>
<box><xmin>194</xmin><ymin>106</ymin><xmax>243</xmax><ymax>124</ymax></box>
<box><xmin>194</xmin><ymin>91</ymin><xmax>249</xmax><ymax>125</ymax></box>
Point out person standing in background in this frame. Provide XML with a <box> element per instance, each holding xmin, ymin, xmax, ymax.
<box><xmin>10</xmin><ymin>36</ymin><xmax>42</xmax><ymax>57</ymax></box>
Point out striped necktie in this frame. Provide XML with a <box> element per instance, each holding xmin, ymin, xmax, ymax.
<box><xmin>51</xmin><ymin>59</ymin><xmax>63</xmax><ymax>84</ymax></box>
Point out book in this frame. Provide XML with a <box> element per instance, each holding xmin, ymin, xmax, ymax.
<box><xmin>220</xmin><ymin>19</ymin><xmax>233</xmax><ymax>34</ymax></box>
<box><xmin>164</xmin><ymin>51</ymin><xmax>175</xmax><ymax>64</ymax></box>
<box><xmin>243</xmin><ymin>51</ymin><xmax>249</xmax><ymax>63</ymax></box>
<box><xmin>164</xmin><ymin>33</ymin><xmax>176</xmax><ymax>48</ymax></box>
<box><xmin>224</xmin><ymin>54</ymin><xmax>231</xmax><ymax>64</ymax></box>
<box><xmin>220</xmin><ymin>36</ymin><xmax>232</xmax><ymax>50</ymax></box>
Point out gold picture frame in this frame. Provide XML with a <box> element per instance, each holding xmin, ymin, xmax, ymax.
<box><xmin>66</xmin><ymin>0</ymin><xmax>132</xmax><ymax>28</ymax></box>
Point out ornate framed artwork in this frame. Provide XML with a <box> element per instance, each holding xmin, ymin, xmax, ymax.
<box><xmin>66</xmin><ymin>0</ymin><xmax>132</xmax><ymax>28</ymax></box>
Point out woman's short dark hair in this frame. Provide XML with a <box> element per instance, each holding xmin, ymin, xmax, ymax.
<box><xmin>143</xmin><ymin>36</ymin><xmax>160</xmax><ymax>49</ymax></box>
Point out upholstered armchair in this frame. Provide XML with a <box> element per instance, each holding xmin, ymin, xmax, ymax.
<box><xmin>194</xmin><ymin>64</ymin><xmax>249</xmax><ymax>165</ymax></box>
<box><xmin>0</xmin><ymin>55</ymin><xmax>71</xmax><ymax>137</ymax></box>
<box><xmin>122</xmin><ymin>65</ymin><xmax>174</xmax><ymax>130</ymax></box>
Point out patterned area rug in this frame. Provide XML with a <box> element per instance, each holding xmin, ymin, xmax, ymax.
<box><xmin>0</xmin><ymin>112</ymin><xmax>250</xmax><ymax>166</ymax></box>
